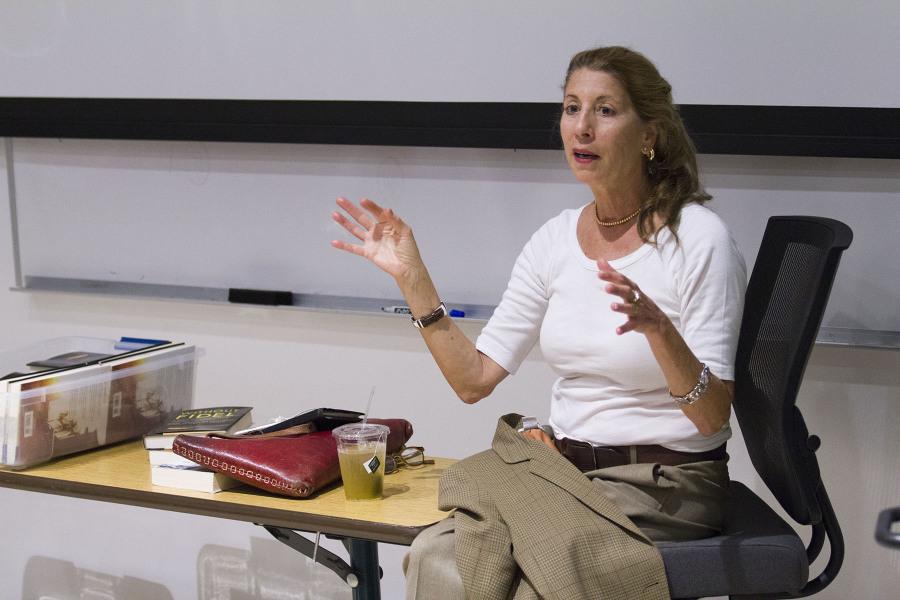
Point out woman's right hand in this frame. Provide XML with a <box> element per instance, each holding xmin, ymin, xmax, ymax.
<box><xmin>331</xmin><ymin>197</ymin><xmax>425</xmax><ymax>281</ymax></box>
<box><xmin>332</xmin><ymin>198</ymin><xmax>506</xmax><ymax>404</ymax></box>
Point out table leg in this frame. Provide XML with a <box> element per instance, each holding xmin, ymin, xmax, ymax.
<box><xmin>264</xmin><ymin>526</ymin><xmax>385</xmax><ymax>596</ymax></box>
<box><xmin>348</xmin><ymin>538</ymin><xmax>381</xmax><ymax>600</ymax></box>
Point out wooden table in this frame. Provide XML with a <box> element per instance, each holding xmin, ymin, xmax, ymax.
<box><xmin>0</xmin><ymin>441</ymin><xmax>454</xmax><ymax>599</ymax></box>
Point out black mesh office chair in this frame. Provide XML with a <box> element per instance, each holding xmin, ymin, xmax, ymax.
<box><xmin>657</xmin><ymin>216</ymin><xmax>853</xmax><ymax>598</ymax></box>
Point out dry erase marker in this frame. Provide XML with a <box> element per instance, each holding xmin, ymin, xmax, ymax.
<box><xmin>381</xmin><ymin>305</ymin><xmax>465</xmax><ymax>318</ymax></box>
<box><xmin>381</xmin><ymin>306</ymin><xmax>412</xmax><ymax>315</ymax></box>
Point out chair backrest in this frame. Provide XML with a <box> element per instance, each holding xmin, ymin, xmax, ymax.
<box><xmin>732</xmin><ymin>216</ymin><xmax>851</xmax><ymax>588</ymax></box>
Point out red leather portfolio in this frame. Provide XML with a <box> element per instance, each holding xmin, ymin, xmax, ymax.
<box><xmin>170</xmin><ymin>418</ymin><xmax>412</xmax><ymax>497</ymax></box>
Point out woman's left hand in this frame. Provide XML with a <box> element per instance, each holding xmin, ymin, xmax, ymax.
<box><xmin>597</xmin><ymin>259</ymin><xmax>668</xmax><ymax>336</ymax></box>
<box><xmin>521</xmin><ymin>428</ymin><xmax>560</xmax><ymax>453</ymax></box>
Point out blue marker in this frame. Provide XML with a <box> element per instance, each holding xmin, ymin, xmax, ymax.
<box><xmin>449</xmin><ymin>309</ymin><xmax>466</xmax><ymax>318</ymax></box>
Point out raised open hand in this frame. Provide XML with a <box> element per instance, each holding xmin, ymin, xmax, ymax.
<box><xmin>597</xmin><ymin>258</ymin><xmax>668</xmax><ymax>336</ymax></box>
<box><xmin>331</xmin><ymin>197</ymin><xmax>425</xmax><ymax>281</ymax></box>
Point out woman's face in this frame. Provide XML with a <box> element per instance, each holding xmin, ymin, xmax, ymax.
<box><xmin>560</xmin><ymin>68</ymin><xmax>655</xmax><ymax>195</ymax></box>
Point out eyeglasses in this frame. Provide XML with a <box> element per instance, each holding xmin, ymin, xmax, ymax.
<box><xmin>385</xmin><ymin>446</ymin><xmax>435</xmax><ymax>474</ymax></box>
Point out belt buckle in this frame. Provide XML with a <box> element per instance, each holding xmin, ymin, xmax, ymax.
<box><xmin>565</xmin><ymin>440</ymin><xmax>596</xmax><ymax>471</ymax></box>
<box><xmin>571</xmin><ymin>439</ymin><xmax>625</xmax><ymax>469</ymax></box>
<box><xmin>564</xmin><ymin>439</ymin><xmax>629</xmax><ymax>470</ymax></box>
<box><xmin>592</xmin><ymin>445</ymin><xmax>627</xmax><ymax>469</ymax></box>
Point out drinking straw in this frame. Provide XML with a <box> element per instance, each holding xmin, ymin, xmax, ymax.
<box><xmin>361</xmin><ymin>385</ymin><xmax>376</xmax><ymax>428</ymax></box>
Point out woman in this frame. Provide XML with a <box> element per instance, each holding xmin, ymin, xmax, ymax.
<box><xmin>332</xmin><ymin>46</ymin><xmax>746</xmax><ymax>598</ymax></box>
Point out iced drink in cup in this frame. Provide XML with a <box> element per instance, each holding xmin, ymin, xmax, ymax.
<box><xmin>332</xmin><ymin>422</ymin><xmax>389</xmax><ymax>500</ymax></box>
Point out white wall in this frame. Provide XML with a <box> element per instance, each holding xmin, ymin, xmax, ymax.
<box><xmin>2</xmin><ymin>1</ymin><xmax>899</xmax><ymax>107</ymax></box>
<box><xmin>2</xmin><ymin>137</ymin><xmax>900</xmax><ymax>597</ymax></box>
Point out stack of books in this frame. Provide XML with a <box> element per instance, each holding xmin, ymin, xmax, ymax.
<box><xmin>144</xmin><ymin>406</ymin><xmax>252</xmax><ymax>493</ymax></box>
<box><xmin>1</xmin><ymin>337</ymin><xmax>197</xmax><ymax>469</ymax></box>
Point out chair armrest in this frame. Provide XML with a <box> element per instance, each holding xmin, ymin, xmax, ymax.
<box><xmin>876</xmin><ymin>506</ymin><xmax>900</xmax><ymax>549</ymax></box>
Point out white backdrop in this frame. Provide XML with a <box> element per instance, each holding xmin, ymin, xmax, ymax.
<box><xmin>1</xmin><ymin>1</ymin><xmax>898</xmax><ymax>107</ymax></box>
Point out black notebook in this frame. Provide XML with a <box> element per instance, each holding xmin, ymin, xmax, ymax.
<box><xmin>238</xmin><ymin>407</ymin><xmax>363</xmax><ymax>436</ymax></box>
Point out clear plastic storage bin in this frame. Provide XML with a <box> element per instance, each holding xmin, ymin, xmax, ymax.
<box><xmin>1</xmin><ymin>337</ymin><xmax>197</xmax><ymax>469</ymax></box>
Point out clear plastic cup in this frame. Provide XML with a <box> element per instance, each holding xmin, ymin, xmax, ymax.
<box><xmin>332</xmin><ymin>423</ymin><xmax>389</xmax><ymax>500</ymax></box>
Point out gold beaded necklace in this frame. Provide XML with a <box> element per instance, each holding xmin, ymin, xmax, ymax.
<box><xmin>594</xmin><ymin>202</ymin><xmax>641</xmax><ymax>227</ymax></box>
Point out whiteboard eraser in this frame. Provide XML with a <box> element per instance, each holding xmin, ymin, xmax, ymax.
<box><xmin>227</xmin><ymin>288</ymin><xmax>293</xmax><ymax>306</ymax></box>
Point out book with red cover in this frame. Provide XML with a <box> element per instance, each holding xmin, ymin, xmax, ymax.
<box><xmin>171</xmin><ymin>417</ymin><xmax>412</xmax><ymax>497</ymax></box>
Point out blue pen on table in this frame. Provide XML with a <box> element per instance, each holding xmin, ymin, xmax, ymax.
<box><xmin>380</xmin><ymin>306</ymin><xmax>465</xmax><ymax>318</ymax></box>
<box><xmin>120</xmin><ymin>336</ymin><xmax>170</xmax><ymax>345</ymax></box>
<box><xmin>114</xmin><ymin>336</ymin><xmax>171</xmax><ymax>351</ymax></box>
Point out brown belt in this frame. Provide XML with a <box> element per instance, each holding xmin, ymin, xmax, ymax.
<box><xmin>555</xmin><ymin>437</ymin><xmax>727</xmax><ymax>472</ymax></box>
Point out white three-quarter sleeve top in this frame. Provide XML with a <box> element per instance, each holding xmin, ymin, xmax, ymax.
<box><xmin>475</xmin><ymin>203</ymin><xmax>747</xmax><ymax>452</ymax></box>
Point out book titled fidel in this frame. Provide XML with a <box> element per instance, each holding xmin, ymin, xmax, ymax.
<box><xmin>143</xmin><ymin>406</ymin><xmax>252</xmax><ymax>450</ymax></box>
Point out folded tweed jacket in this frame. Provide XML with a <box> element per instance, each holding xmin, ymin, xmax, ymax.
<box><xmin>440</xmin><ymin>414</ymin><xmax>669</xmax><ymax>599</ymax></box>
<box><xmin>171</xmin><ymin>418</ymin><xmax>412</xmax><ymax>497</ymax></box>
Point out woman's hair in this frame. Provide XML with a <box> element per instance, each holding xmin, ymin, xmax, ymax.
<box><xmin>564</xmin><ymin>46</ymin><xmax>710</xmax><ymax>241</ymax></box>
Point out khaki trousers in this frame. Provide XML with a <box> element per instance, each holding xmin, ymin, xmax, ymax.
<box><xmin>404</xmin><ymin>459</ymin><xmax>729</xmax><ymax>600</ymax></box>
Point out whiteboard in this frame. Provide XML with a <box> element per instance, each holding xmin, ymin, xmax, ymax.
<box><xmin>12</xmin><ymin>138</ymin><xmax>579</xmax><ymax>307</ymax></box>
<box><xmin>1</xmin><ymin>1</ymin><xmax>898</xmax><ymax>107</ymax></box>
<box><xmin>11</xmin><ymin>138</ymin><xmax>900</xmax><ymax>334</ymax></box>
